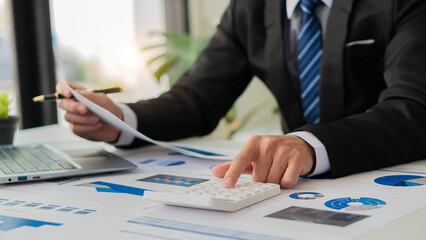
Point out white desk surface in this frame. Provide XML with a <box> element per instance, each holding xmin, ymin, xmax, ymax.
<box><xmin>3</xmin><ymin>125</ymin><xmax>425</xmax><ymax>239</ymax></box>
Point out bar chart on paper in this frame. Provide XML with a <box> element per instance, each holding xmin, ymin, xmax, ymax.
<box><xmin>77</xmin><ymin>181</ymin><xmax>151</xmax><ymax>196</ymax></box>
<box><xmin>126</xmin><ymin>216</ymin><xmax>290</xmax><ymax>240</ymax></box>
<box><xmin>139</xmin><ymin>159</ymin><xmax>186</xmax><ymax>166</ymax></box>
<box><xmin>0</xmin><ymin>215</ymin><xmax>62</xmax><ymax>232</ymax></box>
<box><xmin>0</xmin><ymin>198</ymin><xmax>97</xmax><ymax>215</ymax></box>
<box><xmin>138</xmin><ymin>174</ymin><xmax>208</xmax><ymax>187</ymax></box>
<box><xmin>130</xmin><ymin>148</ymin><xmax>227</xmax><ymax>175</ymax></box>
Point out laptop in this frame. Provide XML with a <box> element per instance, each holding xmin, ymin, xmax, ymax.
<box><xmin>0</xmin><ymin>143</ymin><xmax>137</xmax><ymax>184</ymax></box>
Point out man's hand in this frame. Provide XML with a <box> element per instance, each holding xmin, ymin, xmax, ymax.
<box><xmin>56</xmin><ymin>82</ymin><xmax>122</xmax><ymax>142</ymax></box>
<box><xmin>212</xmin><ymin>135</ymin><xmax>315</xmax><ymax>188</ymax></box>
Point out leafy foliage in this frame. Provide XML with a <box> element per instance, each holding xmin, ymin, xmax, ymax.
<box><xmin>0</xmin><ymin>91</ymin><xmax>10</xmax><ymax>119</ymax></box>
<box><xmin>141</xmin><ymin>32</ymin><xmax>210</xmax><ymax>86</ymax></box>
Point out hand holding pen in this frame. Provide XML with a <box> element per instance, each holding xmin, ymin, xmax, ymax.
<box><xmin>53</xmin><ymin>81</ymin><xmax>124</xmax><ymax>142</ymax></box>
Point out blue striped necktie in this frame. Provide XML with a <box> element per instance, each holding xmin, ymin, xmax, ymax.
<box><xmin>297</xmin><ymin>0</ymin><xmax>322</xmax><ymax>124</ymax></box>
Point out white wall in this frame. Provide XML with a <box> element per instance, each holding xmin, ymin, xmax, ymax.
<box><xmin>188</xmin><ymin>0</ymin><xmax>229</xmax><ymax>37</ymax></box>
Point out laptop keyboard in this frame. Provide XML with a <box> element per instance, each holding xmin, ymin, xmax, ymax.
<box><xmin>0</xmin><ymin>145</ymin><xmax>76</xmax><ymax>175</ymax></box>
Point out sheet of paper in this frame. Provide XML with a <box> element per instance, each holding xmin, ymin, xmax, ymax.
<box><xmin>378</xmin><ymin>159</ymin><xmax>426</xmax><ymax>175</ymax></box>
<box><xmin>3</xmin><ymin>155</ymin><xmax>426</xmax><ymax>239</ymax></box>
<box><xmin>116</xmin><ymin>169</ymin><xmax>426</xmax><ymax>240</ymax></box>
<box><xmin>65</xmin><ymin>81</ymin><xmax>237</xmax><ymax>160</ymax></box>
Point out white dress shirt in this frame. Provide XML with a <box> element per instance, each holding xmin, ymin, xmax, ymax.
<box><xmin>114</xmin><ymin>103</ymin><xmax>138</xmax><ymax>146</ymax></box>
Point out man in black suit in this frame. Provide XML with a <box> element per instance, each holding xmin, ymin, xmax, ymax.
<box><xmin>57</xmin><ymin>0</ymin><xmax>426</xmax><ymax>188</ymax></box>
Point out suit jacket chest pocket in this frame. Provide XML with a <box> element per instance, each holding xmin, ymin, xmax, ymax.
<box><xmin>344</xmin><ymin>41</ymin><xmax>384</xmax><ymax>82</ymax></box>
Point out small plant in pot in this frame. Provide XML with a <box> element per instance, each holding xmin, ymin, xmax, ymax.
<box><xmin>0</xmin><ymin>91</ymin><xmax>19</xmax><ymax>145</ymax></box>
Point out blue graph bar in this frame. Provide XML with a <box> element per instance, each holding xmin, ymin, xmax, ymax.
<box><xmin>90</xmin><ymin>181</ymin><xmax>150</xmax><ymax>196</ymax></box>
<box><xmin>40</xmin><ymin>205</ymin><xmax>61</xmax><ymax>210</ymax></box>
<box><xmin>24</xmin><ymin>202</ymin><xmax>43</xmax><ymax>207</ymax></box>
<box><xmin>170</xmin><ymin>145</ymin><xmax>224</xmax><ymax>156</ymax></box>
<box><xmin>0</xmin><ymin>215</ymin><xmax>62</xmax><ymax>232</ymax></box>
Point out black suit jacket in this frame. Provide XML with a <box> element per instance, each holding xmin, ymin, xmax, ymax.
<box><xmin>127</xmin><ymin>0</ymin><xmax>426</xmax><ymax>178</ymax></box>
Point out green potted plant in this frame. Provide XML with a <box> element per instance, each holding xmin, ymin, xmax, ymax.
<box><xmin>0</xmin><ymin>91</ymin><xmax>19</xmax><ymax>145</ymax></box>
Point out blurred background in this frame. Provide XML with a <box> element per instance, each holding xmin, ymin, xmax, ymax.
<box><xmin>0</xmin><ymin>0</ymin><xmax>280</xmax><ymax>141</ymax></box>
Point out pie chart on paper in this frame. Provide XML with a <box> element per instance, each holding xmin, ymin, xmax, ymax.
<box><xmin>374</xmin><ymin>175</ymin><xmax>426</xmax><ymax>187</ymax></box>
<box><xmin>325</xmin><ymin>197</ymin><xmax>386</xmax><ymax>211</ymax></box>
<box><xmin>289</xmin><ymin>192</ymin><xmax>324</xmax><ymax>200</ymax></box>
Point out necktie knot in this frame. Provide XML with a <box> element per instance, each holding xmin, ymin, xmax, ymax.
<box><xmin>300</xmin><ymin>0</ymin><xmax>321</xmax><ymax>15</ymax></box>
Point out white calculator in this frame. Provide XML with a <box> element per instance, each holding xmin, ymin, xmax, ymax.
<box><xmin>143</xmin><ymin>179</ymin><xmax>280</xmax><ymax>212</ymax></box>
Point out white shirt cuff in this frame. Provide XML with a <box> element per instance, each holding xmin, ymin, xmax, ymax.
<box><xmin>113</xmin><ymin>103</ymin><xmax>137</xmax><ymax>146</ymax></box>
<box><xmin>288</xmin><ymin>131</ymin><xmax>330</xmax><ymax>176</ymax></box>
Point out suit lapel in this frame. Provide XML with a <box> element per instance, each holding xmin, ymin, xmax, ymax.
<box><xmin>320</xmin><ymin>0</ymin><xmax>354</xmax><ymax>122</ymax></box>
<box><xmin>265</xmin><ymin>0</ymin><xmax>305</xmax><ymax>131</ymax></box>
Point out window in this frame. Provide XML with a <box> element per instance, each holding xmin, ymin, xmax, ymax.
<box><xmin>0</xmin><ymin>0</ymin><xmax>16</xmax><ymax>115</ymax></box>
<box><xmin>50</xmin><ymin>0</ymin><xmax>168</xmax><ymax>103</ymax></box>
